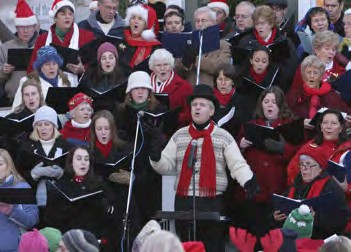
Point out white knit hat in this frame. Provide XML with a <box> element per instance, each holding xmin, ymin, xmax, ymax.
<box><xmin>207</xmin><ymin>0</ymin><xmax>229</xmax><ymax>17</ymax></box>
<box><xmin>33</xmin><ymin>106</ymin><xmax>58</xmax><ymax>128</ymax></box>
<box><xmin>49</xmin><ymin>0</ymin><xmax>75</xmax><ymax>18</ymax></box>
<box><xmin>126</xmin><ymin>71</ymin><xmax>152</xmax><ymax>93</ymax></box>
<box><xmin>11</xmin><ymin>0</ymin><xmax>37</xmax><ymax>27</ymax></box>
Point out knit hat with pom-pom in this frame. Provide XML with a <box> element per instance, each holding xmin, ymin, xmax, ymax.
<box><xmin>283</xmin><ymin>204</ymin><xmax>314</xmax><ymax>238</ymax></box>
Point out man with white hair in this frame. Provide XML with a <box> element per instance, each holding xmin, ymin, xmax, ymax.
<box><xmin>176</xmin><ymin>6</ymin><xmax>231</xmax><ymax>87</ymax></box>
<box><xmin>234</xmin><ymin>1</ymin><xmax>255</xmax><ymax>32</ymax></box>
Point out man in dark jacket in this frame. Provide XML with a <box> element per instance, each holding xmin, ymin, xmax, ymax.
<box><xmin>78</xmin><ymin>0</ymin><xmax>125</xmax><ymax>38</ymax></box>
<box><xmin>324</xmin><ymin>0</ymin><xmax>345</xmax><ymax>36</ymax></box>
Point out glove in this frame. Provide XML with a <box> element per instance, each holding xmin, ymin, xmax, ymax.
<box><xmin>149</xmin><ymin>125</ymin><xmax>164</xmax><ymax>162</ymax></box>
<box><xmin>244</xmin><ymin>175</ymin><xmax>260</xmax><ymax>200</ymax></box>
<box><xmin>0</xmin><ymin>202</ymin><xmax>13</xmax><ymax>216</ymax></box>
<box><xmin>260</xmin><ymin>228</ymin><xmax>283</xmax><ymax>251</ymax></box>
<box><xmin>182</xmin><ymin>45</ymin><xmax>198</xmax><ymax>69</ymax></box>
<box><xmin>31</xmin><ymin>162</ymin><xmax>64</xmax><ymax>181</ymax></box>
<box><xmin>264</xmin><ymin>135</ymin><xmax>285</xmax><ymax>154</ymax></box>
<box><xmin>108</xmin><ymin>170</ymin><xmax>131</xmax><ymax>185</ymax></box>
<box><xmin>229</xmin><ymin>227</ymin><xmax>256</xmax><ymax>252</ymax></box>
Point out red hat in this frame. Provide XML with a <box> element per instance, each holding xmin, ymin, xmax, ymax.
<box><xmin>68</xmin><ymin>93</ymin><xmax>93</xmax><ymax>111</ymax></box>
<box><xmin>89</xmin><ymin>0</ymin><xmax>98</xmax><ymax>11</ymax></box>
<box><xmin>298</xmin><ymin>143</ymin><xmax>330</xmax><ymax>169</ymax></box>
<box><xmin>182</xmin><ymin>241</ymin><xmax>206</xmax><ymax>252</ymax></box>
<box><xmin>207</xmin><ymin>0</ymin><xmax>229</xmax><ymax>17</ymax></box>
<box><xmin>125</xmin><ymin>4</ymin><xmax>159</xmax><ymax>41</ymax></box>
<box><xmin>11</xmin><ymin>0</ymin><xmax>37</xmax><ymax>27</ymax></box>
<box><xmin>49</xmin><ymin>0</ymin><xmax>75</xmax><ymax>18</ymax></box>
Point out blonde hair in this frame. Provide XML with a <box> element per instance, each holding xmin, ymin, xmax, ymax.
<box><xmin>14</xmin><ymin>77</ymin><xmax>45</xmax><ymax>113</ymax></box>
<box><xmin>30</xmin><ymin>125</ymin><xmax>61</xmax><ymax>141</ymax></box>
<box><xmin>0</xmin><ymin>149</ymin><xmax>24</xmax><ymax>184</ymax></box>
<box><xmin>252</xmin><ymin>5</ymin><xmax>275</xmax><ymax>27</ymax></box>
<box><xmin>312</xmin><ymin>30</ymin><xmax>340</xmax><ymax>52</ymax></box>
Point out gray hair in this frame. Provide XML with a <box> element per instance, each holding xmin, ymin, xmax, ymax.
<box><xmin>149</xmin><ymin>49</ymin><xmax>175</xmax><ymax>70</ymax></box>
<box><xmin>139</xmin><ymin>230</ymin><xmax>184</xmax><ymax>252</ymax></box>
<box><xmin>236</xmin><ymin>1</ymin><xmax>256</xmax><ymax>15</ymax></box>
<box><xmin>194</xmin><ymin>6</ymin><xmax>216</xmax><ymax>22</ymax></box>
<box><xmin>312</xmin><ymin>30</ymin><xmax>339</xmax><ymax>52</ymax></box>
<box><xmin>301</xmin><ymin>55</ymin><xmax>326</xmax><ymax>77</ymax></box>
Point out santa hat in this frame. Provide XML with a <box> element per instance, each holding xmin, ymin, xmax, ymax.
<box><xmin>49</xmin><ymin>0</ymin><xmax>75</xmax><ymax>18</ymax></box>
<box><xmin>89</xmin><ymin>0</ymin><xmax>98</xmax><ymax>11</ymax></box>
<box><xmin>11</xmin><ymin>0</ymin><xmax>37</xmax><ymax>27</ymax></box>
<box><xmin>125</xmin><ymin>4</ymin><xmax>159</xmax><ymax>41</ymax></box>
<box><xmin>207</xmin><ymin>0</ymin><xmax>229</xmax><ymax>17</ymax></box>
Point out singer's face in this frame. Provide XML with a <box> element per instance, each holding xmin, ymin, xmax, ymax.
<box><xmin>55</xmin><ymin>8</ymin><xmax>74</xmax><ymax>32</ymax></box>
<box><xmin>310</xmin><ymin>13</ymin><xmax>329</xmax><ymax>33</ymax></box>
<box><xmin>194</xmin><ymin>12</ymin><xmax>215</xmax><ymax>30</ymax></box>
<box><xmin>216</xmin><ymin>70</ymin><xmax>233</xmax><ymax>95</ymax></box>
<box><xmin>262</xmin><ymin>93</ymin><xmax>279</xmax><ymax>121</ymax></box>
<box><xmin>23</xmin><ymin>85</ymin><xmax>40</xmax><ymax>113</ymax></box>
<box><xmin>100</xmin><ymin>51</ymin><xmax>116</xmax><ymax>73</ymax></box>
<box><xmin>250</xmin><ymin>50</ymin><xmax>269</xmax><ymax>75</ymax></box>
<box><xmin>72</xmin><ymin>102</ymin><xmax>93</xmax><ymax>124</ymax></box>
<box><xmin>95</xmin><ymin>117</ymin><xmax>111</xmax><ymax>145</ymax></box>
<box><xmin>36</xmin><ymin>121</ymin><xmax>55</xmax><ymax>141</ymax></box>
<box><xmin>302</xmin><ymin>66</ymin><xmax>322</xmax><ymax>88</ymax></box>
<box><xmin>130</xmin><ymin>87</ymin><xmax>150</xmax><ymax>104</ymax></box>
<box><xmin>72</xmin><ymin>148</ymin><xmax>90</xmax><ymax>177</ymax></box>
<box><xmin>254</xmin><ymin>18</ymin><xmax>273</xmax><ymax>40</ymax></box>
<box><xmin>41</xmin><ymin>61</ymin><xmax>59</xmax><ymax>79</ymax></box>
<box><xmin>152</xmin><ymin>59</ymin><xmax>172</xmax><ymax>82</ymax></box>
<box><xmin>320</xmin><ymin>113</ymin><xmax>342</xmax><ymax>141</ymax></box>
<box><xmin>164</xmin><ymin>15</ymin><xmax>184</xmax><ymax>33</ymax></box>
<box><xmin>130</xmin><ymin>15</ymin><xmax>147</xmax><ymax>37</ymax></box>
<box><xmin>191</xmin><ymin>98</ymin><xmax>214</xmax><ymax>124</ymax></box>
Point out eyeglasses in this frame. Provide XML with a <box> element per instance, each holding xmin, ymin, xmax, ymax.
<box><xmin>17</xmin><ymin>26</ymin><xmax>36</xmax><ymax>31</ymax></box>
<box><xmin>234</xmin><ymin>14</ymin><xmax>251</xmax><ymax>20</ymax></box>
<box><xmin>154</xmin><ymin>63</ymin><xmax>171</xmax><ymax>69</ymax></box>
<box><xmin>298</xmin><ymin>163</ymin><xmax>318</xmax><ymax>170</ymax></box>
<box><xmin>195</xmin><ymin>19</ymin><xmax>210</xmax><ymax>24</ymax></box>
<box><xmin>101</xmin><ymin>3</ymin><xmax>118</xmax><ymax>12</ymax></box>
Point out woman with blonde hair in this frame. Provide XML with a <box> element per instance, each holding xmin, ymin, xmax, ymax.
<box><xmin>0</xmin><ymin>149</ymin><xmax>39</xmax><ymax>252</ymax></box>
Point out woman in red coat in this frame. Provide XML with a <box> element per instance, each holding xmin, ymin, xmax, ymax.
<box><xmin>233</xmin><ymin>86</ymin><xmax>300</xmax><ymax>236</ymax></box>
<box><xmin>149</xmin><ymin>48</ymin><xmax>193</xmax><ymax>128</ymax></box>
<box><xmin>28</xmin><ymin>0</ymin><xmax>95</xmax><ymax>86</ymax></box>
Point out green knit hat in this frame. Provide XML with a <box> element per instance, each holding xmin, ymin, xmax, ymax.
<box><xmin>39</xmin><ymin>227</ymin><xmax>62</xmax><ymax>252</ymax></box>
<box><xmin>283</xmin><ymin>204</ymin><xmax>314</xmax><ymax>238</ymax></box>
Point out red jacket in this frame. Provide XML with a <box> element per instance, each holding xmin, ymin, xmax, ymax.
<box><xmin>60</xmin><ymin>120</ymin><xmax>91</xmax><ymax>144</ymax></box>
<box><xmin>161</xmin><ymin>72</ymin><xmax>193</xmax><ymax>126</ymax></box>
<box><xmin>28</xmin><ymin>24</ymin><xmax>95</xmax><ymax>73</ymax></box>
<box><xmin>236</xmin><ymin>118</ymin><xmax>300</xmax><ymax>202</ymax></box>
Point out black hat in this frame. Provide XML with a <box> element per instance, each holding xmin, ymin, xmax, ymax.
<box><xmin>187</xmin><ymin>84</ymin><xmax>219</xmax><ymax>110</ymax></box>
<box><xmin>265</xmin><ymin>0</ymin><xmax>287</xmax><ymax>7</ymax></box>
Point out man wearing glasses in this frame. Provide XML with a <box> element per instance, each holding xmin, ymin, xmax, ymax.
<box><xmin>79</xmin><ymin>0</ymin><xmax>125</xmax><ymax>38</ymax></box>
<box><xmin>0</xmin><ymin>0</ymin><xmax>38</xmax><ymax>105</ymax></box>
<box><xmin>233</xmin><ymin>1</ymin><xmax>255</xmax><ymax>32</ymax></box>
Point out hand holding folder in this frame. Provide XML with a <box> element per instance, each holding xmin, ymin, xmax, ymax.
<box><xmin>7</xmin><ymin>48</ymin><xmax>33</xmax><ymax>71</ymax></box>
<box><xmin>326</xmin><ymin>160</ymin><xmax>351</xmax><ymax>183</ymax></box>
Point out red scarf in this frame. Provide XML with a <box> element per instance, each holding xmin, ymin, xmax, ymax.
<box><xmin>74</xmin><ymin>175</ymin><xmax>85</xmax><ymax>183</ymax></box>
<box><xmin>213</xmin><ymin>87</ymin><xmax>235</xmax><ymax>107</ymax></box>
<box><xmin>177</xmin><ymin>121</ymin><xmax>216</xmax><ymax>197</ymax></box>
<box><xmin>302</xmin><ymin>82</ymin><xmax>331</xmax><ymax>118</ymax></box>
<box><xmin>124</xmin><ymin>29</ymin><xmax>160</xmax><ymax>68</ymax></box>
<box><xmin>95</xmin><ymin>139</ymin><xmax>113</xmax><ymax>159</ymax></box>
<box><xmin>254</xmin><ymin>27</ymin><xmax>277</xmax><ymax>46</ymax></box>
<box><xmin>249</xmin><ymin>66</ymin><xmax>268</xmax><ymax>85</ymax></box>
<box><xmin>288</xmin><ymin>177</ymin><xmax>329</xmax><ymax>199</ymax></box>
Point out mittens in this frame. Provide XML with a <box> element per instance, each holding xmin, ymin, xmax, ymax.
<box><xmin>229</xmin><ymin>227</ymin><xmax>256</xmax><ymax>252</ymax></box>
<box><xmin>244</xmin><ymin>175</ymin><xmax>260</xmax><ymax>200</ymax></box>
<box><xmin>31</xmin><ymin>162</ymin><xmax>64</xmax><ymax>181</ymax></box>
<box><xmin>260</xmin><ymin>228</ymin><xmax>283</xmax><ymax>252</ymax></box>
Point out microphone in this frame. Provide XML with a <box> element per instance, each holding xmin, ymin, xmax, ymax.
<box><xmin>188</xmin><ymin>140</ymin><xmax>198</xmax><ymax>168</ymax></box>
<box><xmin>137</xmin><ymin>110</ymin><xmax>145</xmax><ymax>117</ymax></box>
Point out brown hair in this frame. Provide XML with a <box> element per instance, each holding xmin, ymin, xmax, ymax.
<box><xmin>252</xmin><ymin>5</ymin><xmax>275</xmax><ymax>27</ymax></box>
<box><xmin>14</xmin><ymin>77</ymin><xmax>45</xmax><ymax>113</ymax></box>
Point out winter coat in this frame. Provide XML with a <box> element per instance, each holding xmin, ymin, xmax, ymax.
<box><xmin>60</xmin><ymin>121</ymin><xmax>91</xmax><ymax>147</ymax></box>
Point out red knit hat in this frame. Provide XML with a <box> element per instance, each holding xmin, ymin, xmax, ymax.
<box><xmin>298</xmin><ymin>143</ymin><xmax>330</xmax><ymax>169</ymax></box>
<box><xmin>11</xmin><ymin>0</ymin><xmax>37</xmax><ymax>27</ymax></box>
<box><xmin>125</xmin><ymin>4</ymin><xmax>159</xmax><ymax>41</ymax></box>
<box><xmin>207</xmin><ymin>0</ymin><xmax>229</xmax><ymax>17</ymax></box>
<box><xmin>49</xmin><ymin>0</ymin><xmax>75</xmax><ymax>18</ymax></box>
<box><xmin>68</xmin><ymin>93</ymin><xmax>93</xmax><ymax>111</ymax></box>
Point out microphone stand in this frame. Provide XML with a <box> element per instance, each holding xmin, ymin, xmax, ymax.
<box><xmin>195</xmin><ymin>28</ymin><xmax>205</xmax><ymax>86</ymax></box>
<box><xmin>121</xmin><ymin>113</ymin><xmax>142</xmax><ymax>252</ymax></box>
<box><xmin>189</xmin><ymin>151</ymin><xmax>197</xmax><ymax>241</ymax></box>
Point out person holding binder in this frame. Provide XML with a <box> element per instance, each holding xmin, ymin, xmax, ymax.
<box><xmin>42</xmin><ymin>146</ymin><xmax>115</xmax><ymax>251</ymax></box>
<box><xmin>60</xmin><ymin>93</ymin><xmax>93</xmax><ymax>147</ymax></box>
<box><xmin>149</xmin><ymin>49</ymin><xmax>193</xmax><ymax>127</ymax></box>
<box><xmin>234</xmin><ymin>86</ymin><xmax>301</xmax><ymax>236</ymax></box>
<box><xmin>79</xmin><ymin>42</ymin><xmax>126</xmax><ymax>111</ymax></box>
<box><xmin>274</xmin><ymin>144</ymin><xmax>348</xmax><ymax>239</ymax></box>
<box><xmin>12</xmin><ymin>46</ymin><xmax>71</xmax><ymax>111</ymax></box>
<box><xmin>120</xmin><ymin>4</ymin><xmax>161</xmax><ymax>72</ymax></box>
<box><xmin>0</xmin><ymin>149</ymin><xmax>39</xmax><ymax>252</ymax></box>
<box><xmin>0</xmin><ymin>0</ymin><xmax>39</xmax><ymax>105</ymax></box>
<box><xmin>27</xmin><ymin>0</ymin><xmax>95</xmax><ymax>86</ymax></box>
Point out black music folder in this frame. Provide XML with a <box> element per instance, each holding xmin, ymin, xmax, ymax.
<box><xmin>141</xmin><ymin>106</ymin><xmax>181</xmax><ymax>128</ymax></box>
<box><xmin>0</xmin><ymin>114</ymin><xmax>34</xmax><ymax>136</ymax></box>
<box><xmin>7</xmin><ymin>48</ymin><xmax>33</xmax><ymax>71</ymax></box>
<box><xmin>81</xmin><ymin>83</ymin><xmax>126</xmax><ymax>104</ymax></box>
<box><xmin>50</xmin><ymin>44</ymin><xmax>79</xmax><ymax>72</ymax></box>
<box><xmin>326</xmin><ymin>160</ymin><xmax>351</xmax><ymax>183</ymax></box>
<box><xmin>45</xmin><ymin>87</ymin><xmax>79</xmax><ymax>113</ymax></box>
<box><xmin>244</xmin><ymin>123</ymin><xmax>279</xmax><ymax>149</ymax></box>
<box><xmin>154</xmin><ymin>93</ymin><xmax>170</xmax><ymax>109</ymax></box>
<box><xmin>49</xmin><ymin>180</ymin><xmax>102</xmax><ymax>202</ymax></box>
<box><xmin>21</xmin><ymin>149</ymin><xmax>69</xmax><ymax>168</ymax></box>
<box><xmin>94</xmin><ymin>153</ymin><xmax>132</xmax><ymax>178</ymax></box>
<box><xmin>0</xmin><ymin>188</ymin><xmax>36</xmax><ymax>204</ymax></box>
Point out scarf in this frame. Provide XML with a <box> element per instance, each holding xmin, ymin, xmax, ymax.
<box><xmin>71</xmin><ymin>119</ymin><xmax>91</xmax><ymax>129</ymax></box>
<box><xmin>213</xmin><ymin>87</ymin><xmax>235</xmax><ymax>107</ymax></box>
<box><xmin>177</xmin><ymin>121</ymin><xmax>216</xmax><ymax>197</ymax></box>
<box><xmin>254</xmin><ymin>27</ymin><xmax>277</xmax><ymax>46</ymax></box>
<box><xmin>124</xmin><ymin>29</ymin><xmax>160</xmax><ymax>68</ymax></box>
<box><xmin>130</xmin><ymin>100</ymin><xmax>149</xmax><ymax>110</ymax></box>
<box><xmin>249</xmin><ymin>65</ymin><xmax>268</xmax><ymax>85</ymax></box>
<box><xmin>74</xmin><ymin>175</ymin><xmax>85</xmax><ymax>183</ymax></box>
<box><xmin>151</xmin><ymin>71</ymin><xmax>174</xmax><ymax>93</ymax></box>
<box><xmin>39</xmin><ymin>71</ymin><xmax>59</xmax><ymax>87</ymax></box>
<box><xmin>302</xmin><ymin>82</ymin><xmax>331</xmax><ymax>118</ymax></box>
<box><xmin>95</xmin><ymin>139</ymin><xmax>113</xmax><ymax>158</ymax></box>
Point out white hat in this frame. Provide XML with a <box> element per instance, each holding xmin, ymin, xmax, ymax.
<box><xmin>33</xmin><ymin>106</ymin><xmax>58</xmax><ymax>128</ymax></box>
<box><xmin>207</xmin><ymin>0</ymin><xmax>229</xmax><ymax>17</ymax></box>
<box><xmin>49</xmin><ymin>0</ymin><xmax>75</xmax><ymax>18</ymax></box>
<box><xmin>89</xmin><ymin>0</ymin><xmax>98</xmax><ymax>11</ymax></box>
<box><xmin>126</xmin><ymin>71</ymin><xmax>152</xmax><ymax>93</ymax></box>
<box><xmin>11</xmin><ymin>0</ymin><xmax>37</xmax><ymax>27</ymax></box>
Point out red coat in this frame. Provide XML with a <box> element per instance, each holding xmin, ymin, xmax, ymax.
<box><xmin>286</xmin><ymin>140</ymin><xmax>338</xmax><ymax>185</ymax></box>
<box><xmin>236</xmin><ymin>118</ymin><xmax>299</xmax><ymax>202</ymax></box>
<box><xmin>161</xmin><ymin>72</ymin><xmax>193</xmax><ymax>126</ymax></box>
<box><xmin>28</xmin><ymin>24</ymin><xmax>95</xmax><ymax>73</ymax></box>
<box><xmin>60</xmin><ymin>120</ymin><xmax>91</xmax><ymax>144</ymax></box>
